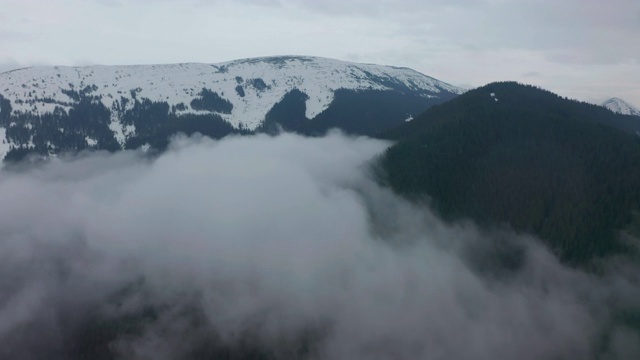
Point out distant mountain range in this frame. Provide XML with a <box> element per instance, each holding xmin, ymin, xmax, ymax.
<box><xmin>602</xmin><ymin>97</ymin><xmax>640</xmax><ymax>116</ymax></box>
<box><xmin>0</xmin><ymin>56</ymin><xmax>462</xmax><ymax>161</ymax></box>
<box><xmin>3</xmin><ymin>56</ymin><xmax>640</xmax><ymax>266</ymax></box>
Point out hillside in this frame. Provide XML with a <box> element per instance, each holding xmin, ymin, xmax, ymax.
<box><xmin>379</xmin><ymin>82</ymin><xmax>640</xmax><ymax>265</ymax></box>
<box><xmin>0</xmin><ymin>56</ymin><xmax>461</xmax><ymax>161</ymax></box>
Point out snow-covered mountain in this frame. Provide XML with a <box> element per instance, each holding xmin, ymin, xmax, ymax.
<box><xmin>0</xmin><ymin>56</ymin><xmax>462</xmax><ymax>161</ymax></box>
<box><xmin>602</xmin><ymin>97</ymin><xmax>640</xmax><ymax>116</ymax></box>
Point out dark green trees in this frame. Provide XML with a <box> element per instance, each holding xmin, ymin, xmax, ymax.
<box><xmin>380</xmin><ymin>82</ymin><xmax>640</xmax><ymax>264</ymax></box>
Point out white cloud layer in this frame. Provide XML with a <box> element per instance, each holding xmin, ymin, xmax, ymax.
<box><xmin>0</xmin><ymin>132</ymin><xmax>638</xmax><ymax>359</ymax></box>
<box><xmin>0</xmin><ymin>0</ymin><xmax>639</xmax><ymax>106</ymax></box>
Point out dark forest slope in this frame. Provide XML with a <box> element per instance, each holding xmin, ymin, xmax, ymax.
<box><xmin>379</xmin><ymin>82</ymin><xmax>640</xmax><ymax>264</ymax></box>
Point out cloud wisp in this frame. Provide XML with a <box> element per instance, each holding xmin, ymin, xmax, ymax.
<box><xmin>0</xmin><ymin>132</ymin><xmax>639</xmax><ymax>359</ymax></box>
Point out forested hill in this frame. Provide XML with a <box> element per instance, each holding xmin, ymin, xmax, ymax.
<box><xmin>379</xmin><ymin>82</ymin><xmax>640</xmax><ymax>265</ymax></box>
<box><xmin>384</xmin><ymin>81</ymin><xmax>640</xmax><ymax>140</ymax></box>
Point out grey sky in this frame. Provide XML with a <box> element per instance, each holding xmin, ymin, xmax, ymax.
<box><xmin>1</xmin><ymin>0</ymin><xmax>639</xmax><ymax>106</ymax></box>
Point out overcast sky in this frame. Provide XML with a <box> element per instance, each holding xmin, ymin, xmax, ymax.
<box><xmin>1</xmin><ymin>0</ymin><xmax>639</xmax><ymax>106</ymax></box>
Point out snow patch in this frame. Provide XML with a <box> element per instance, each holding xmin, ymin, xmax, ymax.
<box><xmin>109</xmin><ymin>119</ymin><xmax>125</xmax><ymax>146</ymax></box>
<box><xmin>124</xmin><ymin>124</ymin><xmax>136</xmax><ymax>138</ymax></box>
<box><xmin>0</xmin><ymin>128</ymin><xmax>11</xmax><ymax>161</ymax></box>
<box><xmin>602</xmin><ymin>97</ymin><xmax>640</xmax><ymax>116</ymax></box>
<box><xmin>85</xmin><ymin>136</ymin><xmax>98</xmax><ymax>146</ymax></box>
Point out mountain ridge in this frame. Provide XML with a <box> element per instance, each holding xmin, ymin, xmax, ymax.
<box><xmin>383</xmin><ymin>82</ymin><xmax>640</xmax><ymax>140</ymax></box>
<box><xmin>379</xmin><ymin>81</ymin><xmax>640</xmax><ymax>265</ymax></box>
<box><xmin>0</xmin><ymin>55</ymin><xmax>462</xmax><ymax>131</ymax></box>
<box><xmin>0</xmin><ymin>55</ymin><xmax>462</xmax><ymax>160</ymax></box>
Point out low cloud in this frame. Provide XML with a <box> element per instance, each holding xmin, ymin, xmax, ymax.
<box><xmin>522</xmin><ymin>71</ymin><xmax>543</xmax><ymax>78</ymax></box>
<box><xmin>0</xmin><ymin>132</ymin><xmax>638</xmax><ymax>359</ymax></box>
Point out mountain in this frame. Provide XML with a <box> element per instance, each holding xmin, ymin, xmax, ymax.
<box><xmin>0</xmin><ymin>56</ymin><xmax>462</xmax><ymax>161</ymax></box>
<box><xmin>379</xmin><ymin>82</ymin><xmax>640</xmax><ymax>265</ymax></box>
<box><xmin>602</xmin><ymin>97</ymin><xmax>640</xmax><ymax>116</ymax></box>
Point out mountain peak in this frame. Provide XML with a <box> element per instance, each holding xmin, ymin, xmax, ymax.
<box><xmin>602</xmin><ymin>97</ymin><xmax>640</xmax><ymax>116</ymax></box>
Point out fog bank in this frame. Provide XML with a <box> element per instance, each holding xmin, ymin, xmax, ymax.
<box><xmin>0</xmin><ymin>132</ymin><xmax>638</xmax><ymax>359</ymax></box>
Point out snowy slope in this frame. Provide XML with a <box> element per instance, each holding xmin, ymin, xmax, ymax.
<box><xmin>0</xmin><ymin>56</ymin><xmax>462</xmax><ymax>134</ymax></box>
<box><xmin>602</xmin><ymin>97</ymin><xmax>640</xmax><ymax>116</ymax></box>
